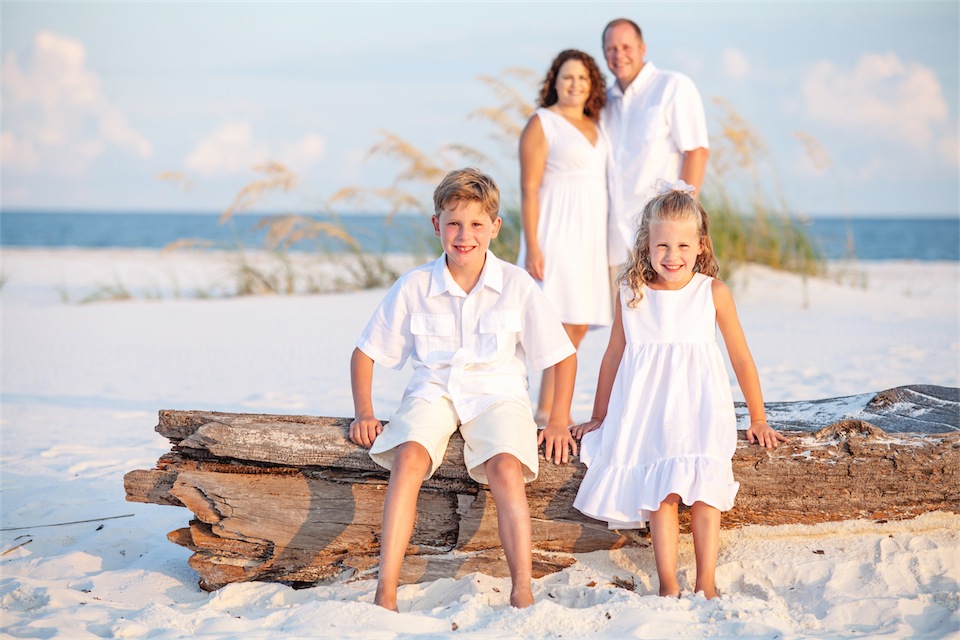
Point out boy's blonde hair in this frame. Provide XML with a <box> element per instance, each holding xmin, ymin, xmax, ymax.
<box><xmin>433</xmin><ymin>167</ymin><xmax>500</xmax><ymax>221</ymax></box>
<box><xmin>619</xmin><ymin>188</ymin><xmax>720</xmax><ymax>308</ymax></box>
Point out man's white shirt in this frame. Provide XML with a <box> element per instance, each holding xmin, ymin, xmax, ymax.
<box><xmin>602</xmin><ymin>61</ymin><xmax>710</xmax><ymax>266</ymax></box>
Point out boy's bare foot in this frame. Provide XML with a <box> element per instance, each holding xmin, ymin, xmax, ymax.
<box><xmin>373</xmin><ymin>587</ymin><xmax>399</xmax><ymax>612</ymax></box>
<box><xmin>510</xmin><ymin>585</ymin><xmax>534</xmax><ymax>608</ymax></box>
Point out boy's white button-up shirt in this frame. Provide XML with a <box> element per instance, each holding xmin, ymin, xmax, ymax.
<box><xmin>357</xmin><ymin>252</ymin><xmax>575</xmax><ymax>423</ymax></box>
<box><xmin>602</xmin><ymin>61</ymin><xmax>710</xmax><ymax>266</ymax></box>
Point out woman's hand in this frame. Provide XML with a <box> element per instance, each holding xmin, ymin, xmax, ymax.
<box><xmin>525</xmin><ymin>244</ymin><xmax>545</xmax><ymax>282</ymax></box>
<box><xmin>746</xmin><ymin>420</ymin><xmax>787</xmax><ymax>449</ymax></box>
<box><xmin>570</xmin><ymin>418</ymin><xmax>602</xmax><ymax>440</ymax></box>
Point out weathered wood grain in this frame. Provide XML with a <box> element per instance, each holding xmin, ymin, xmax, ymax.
<box><xmin>124</xmin><ymin>386</ymin><xmax>960</xmax><ymax>590</ymax></box>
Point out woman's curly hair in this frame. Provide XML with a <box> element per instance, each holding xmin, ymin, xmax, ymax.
<box><xmin>619</xmin><ymin>189</ymin><xmax>720</xmax><ymax>308</ymax></box>
<box><xmin>537</xmin><ymin>49</ymin><xmax>607</xmax><ymax>121</ymax></box>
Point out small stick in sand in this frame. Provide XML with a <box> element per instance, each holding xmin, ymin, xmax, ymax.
<box><xmin>0</xmin><ymin>513</ymin><xmax>134</xmax><ymax>532</ymax></box>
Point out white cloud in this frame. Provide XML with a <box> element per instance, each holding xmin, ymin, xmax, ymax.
<box><xmin>281</xmin><ymin>133</ymin><xmax>326</xmax><ymax>168</ymax></box>
<box><xmin>1</xmin><ymin>131</ymin><xmax>40</xmax><ymax>170</ymax></box>
<box><xmin>185</xmin><ymin>123</ymin><xmax>325</xmax><ymax>176</ymax></box>
<box><xmin>803</xmin><ymin>52</ymin><xmax>949</xmax><ymax>149</ymax></box>
<box><xmin>1</xmin><ymin>31</ymin><xmax>152</xmax><ymax>172</ymax></box>
<box><xmin>185</xmin><ymin>121</ymin><xmax>269</xmax><ymax>176</ymax></box>
<box><xmin>722</xmin><ymin>48</ymin><xmax>750</xmax><ymax>81</ymax></box>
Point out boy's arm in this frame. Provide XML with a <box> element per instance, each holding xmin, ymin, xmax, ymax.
<box><xmin>538</xmin><ymin>352</ymin><xmax>578</xmax><ymax>464</ymax></box>
<box><xmin>713</xmin><ymin>280</ymin><xmax>786</xmax><ymax>449</ymax></box>
<box><xmin>349</xmin><ymin>347</ymin><xmax>383</xmax><ymax>448</ymax></box>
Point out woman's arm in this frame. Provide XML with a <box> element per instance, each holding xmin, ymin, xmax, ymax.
<box><xmin>713</xmin><ymin>280</ymin><xmax>786</xmax><ymax>448</ymax></box>
<box><xmin>519</xmin><ymin>114</ymin><xmax>548</xmax><ymax>281</ymax></box>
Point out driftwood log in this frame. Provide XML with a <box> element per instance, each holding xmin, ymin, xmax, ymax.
<box><xmin>124</xmin><ymin>384</ymin><xmax>959</xmax><ymax>591</ymax></box>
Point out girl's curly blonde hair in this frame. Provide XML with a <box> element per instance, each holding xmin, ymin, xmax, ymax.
<box><xmin>619</xmin><ymin>189</ymin><xmax>720</xmax><ymax>308</ymax></box>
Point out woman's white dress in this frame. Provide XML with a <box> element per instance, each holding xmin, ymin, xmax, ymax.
<box><xmin>574</xmin><ymin>273</ymin><xmax>740</xmax><ymax>528</ymax></box>
<box><xmin>517</xmin><ymin>107</ymin><xmax>611</xmax><ymax>327</ymax></box>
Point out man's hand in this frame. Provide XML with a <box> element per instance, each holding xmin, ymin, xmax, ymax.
<box><xmin>349</xmin><ymin>415</ymin><xmax>383</xmax><ymax>449</ymax></box>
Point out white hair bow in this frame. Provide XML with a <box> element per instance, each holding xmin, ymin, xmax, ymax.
<box><xmin>654</xmin><ymin>179</ymin><xmax>696</xmax><ymax>196</ymax></box>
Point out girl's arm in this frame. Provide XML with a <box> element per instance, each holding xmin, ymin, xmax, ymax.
<box><xmin>713</xmin><ymin>280</ymin><xmax>787</xmax><ymax>449</ymax></box>
<box><xmin>519</xmin><ymin>114</ymin><xmax>548</xmax><ymax>281</ymax></box>
<box><xmin>570</xmin><ymin>293</ymin><xmax>627</xmax><ymax>439</ymax></box>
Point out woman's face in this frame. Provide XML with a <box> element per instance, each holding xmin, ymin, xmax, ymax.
<box><xmin>554</xmin><ymin>59</ymin><xmax>591</xmax><ymax>110</ymax></box>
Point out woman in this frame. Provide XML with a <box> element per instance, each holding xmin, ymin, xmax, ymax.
<box><xmin>518</xmin><ymin>49</ymin><xmax>611</xmax><ymax>425</ymax></box>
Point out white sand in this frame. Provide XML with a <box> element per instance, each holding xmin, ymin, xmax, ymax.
<box><xmin>1</xmin><ymin>248</ymin><xmax>958</xmax><ymax>639</ymax></box>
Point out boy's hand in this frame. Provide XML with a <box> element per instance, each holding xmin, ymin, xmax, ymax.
<box><xmin>746</xmin><ymin>420</ymin><xmax>787</xmax><ymax>449</ymax></box>
<box><xmin>570</xmin><ymin>418</ymin><xmax>602</xmax><ymax>440</ymax></box>
<box><xmin>538</xmin><ymin>421</ymin><xmax>577</xmax><ymax>465</ymax></box>
<box><xmin>349</xmin><ymin>415</ymin><xmax>383</xmax><ymax>449</ymax></box>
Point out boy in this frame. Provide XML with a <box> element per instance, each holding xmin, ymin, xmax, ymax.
<box><xmin>349</xmin><ymin>167</ymin><xmax>578</xmax><ymax>611</ymax></box>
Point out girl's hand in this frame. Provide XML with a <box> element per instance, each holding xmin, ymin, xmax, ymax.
<box><xmin>570</xmin><ymin>418</ymin><xmax>603</xmax><ymax>440</ymax></box>
<box><xmin>746</xmin><ymin>420</ymin><xmax>787</xmax><ymax>449</ymax></box>
<box><xmin>349</xmin><ymin>415</ymin><xmax>383</xmax><ymax>449</ymax></box>
<box><xmin>538</xmin><ymin>422</ymin><xmax>578</xmax><ymax>465</ymax></box>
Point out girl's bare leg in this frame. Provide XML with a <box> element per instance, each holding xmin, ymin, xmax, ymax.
<box><xmin>535</xmin><ymin>324</ymin><xmax>588</xmax><ymax>423</ymax></box>
<box><xmin>690</xmin><ymin>501</ymin><xmax>721</xmax><ymax>599</ymax></box>
<box><xmin>648</xmin><ymin>494</ymin><xmax>681</xmax><ymax>597</ymax></box>
<box><xmin>374</xmin><ymin>442</ymin><xmax>432</xmax><ymax>611</ymax></box>
<box><xmin>484</xmin><ymin>453</ymin><xmax>534</xmax><ymax>608</ymax></box>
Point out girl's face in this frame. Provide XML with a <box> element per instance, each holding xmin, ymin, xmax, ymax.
<box><xmin>554</xmin><ymin>59</ymin><xmax>591</xmax><ymax>110</ymax></box>
<box><xmin>647</xmin><ymin>218</ymin><xmax>704</xmax><ymax>289</ymax></box>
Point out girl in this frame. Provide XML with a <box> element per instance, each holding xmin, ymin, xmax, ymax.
<box><xmin>571</xmin><ymin>181</ymin><xmax>785</xmax><ymax>599</ymax></box>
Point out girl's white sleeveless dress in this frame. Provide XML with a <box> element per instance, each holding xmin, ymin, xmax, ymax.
<box><xmin>516</xmin><ymin>108</ymin><xmax>611</xmax><ymax>327</ymax></box>
<box><xmin>574</xmin><ymin>273</ymin><xmax>740</xmax><ymax>528</ymax></box>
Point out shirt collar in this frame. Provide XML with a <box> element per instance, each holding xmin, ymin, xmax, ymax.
<box><xmin>427</xmin><ymin>251</ymin><xmax>503</xmax><ymax>298</ymax></box>
<box><xmin>610</xmin><ymin>60</ymin><xmax>656</xmax><ymax>99</ymax></box>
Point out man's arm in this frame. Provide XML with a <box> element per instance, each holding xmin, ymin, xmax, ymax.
<box><xmin>680</xmin><ymin>146</ymin><xmax>709</xmax><ymax>198</ymax></box>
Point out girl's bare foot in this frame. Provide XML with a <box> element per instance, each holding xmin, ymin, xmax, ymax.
<box><xmin>510</xmin><ymin>585</ymin><xmax>534</xmax><ymax>608</ymax></box>
<box><xmin>697</xmin><ymin>586</ymin><xmax>718</xmax><ymax>600</ymax></box>
<box><xmin>660</xmin><ymin>580</ymin><xmax>680</xmax><ymax>598</ymax></box>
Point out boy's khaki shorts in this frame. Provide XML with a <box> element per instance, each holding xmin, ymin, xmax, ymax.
<box><xmin>369</xmin><ymin>396</ymin><xmax>539</xmax><ymax>484</ymax></box>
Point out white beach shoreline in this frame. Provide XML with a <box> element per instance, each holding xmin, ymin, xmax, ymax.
<box><xmin>1</xmin><ymin>248</ymin><xmax>958</xmax><ymax>638</ymax></box>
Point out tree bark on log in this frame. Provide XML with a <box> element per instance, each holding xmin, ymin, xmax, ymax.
<box><xmin>124</xmin><ymin>385</ymin><xmax>959</xmax><ymax>590</ymax></box>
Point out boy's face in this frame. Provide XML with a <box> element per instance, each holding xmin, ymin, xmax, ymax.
<box><xmin>433</xmin><ymin>199</ymin><xmax>501</xmax><ymax>275</ymax></box>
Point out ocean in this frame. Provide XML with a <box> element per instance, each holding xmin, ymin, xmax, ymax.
<box><xmin>1</xmin><ymin>211</ymin><xmax>957</xmax><ymax>261</ymax></box>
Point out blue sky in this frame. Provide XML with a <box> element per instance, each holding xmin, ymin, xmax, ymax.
<box><xmin>2</xmin><ymin>1</ymin><xmax>957</xmax><ymax>217</ymax></box>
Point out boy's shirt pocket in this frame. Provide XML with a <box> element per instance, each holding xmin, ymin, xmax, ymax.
<box><xmin>410</xmin><ymin>313</ymin><xmax>457</xmax><ymax>364</ymax></box>
<box><xmin>478</xmin><ymin>309</ymin><xmax>522</xmax><ymax>361</ymax></box>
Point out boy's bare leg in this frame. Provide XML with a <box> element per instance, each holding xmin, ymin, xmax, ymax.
<box><xmin>375</xmin><ymin>441</ymin><xmax>432</xmax><ymax>612</ymax></box>
<box><xmin>483</xmin><ymin>453</ymin><xmax>534</xmax><ymax>608</ymax></box>
<box><xmin>648</xmin><ymin>494</ymin><xmax>681</xmax><ymax>597</ymax></box>
<box><xmin>690</xmin><ymin>501</ymin><xmax>721</xmax><ymax>599</ymax></box>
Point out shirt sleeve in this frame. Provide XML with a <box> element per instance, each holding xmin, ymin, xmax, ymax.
<box><xmin>517</xmin><ymin>279</ymin><xmax>576</xmax><ymax>371</ymax></box>
<box><xmin>355</xmin><ymin>278</ymin><xmax>413</xmax><ymax>370</ymax></box>
<box><xmin>669</xmin><ymin>73</ymin><xmax>710</xmax><ymax>153</ymax></box>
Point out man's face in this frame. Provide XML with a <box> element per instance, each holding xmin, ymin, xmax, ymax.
<box><xmin>603</xmin><ymin>22</ymin><xmax>646</xmax><ymax>89</ymax></box>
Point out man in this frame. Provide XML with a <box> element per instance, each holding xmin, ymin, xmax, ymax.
<box><xmin>602</xmin><ymin>18</ymin><xmax>710</xmax><ymax>269</ymax></box>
